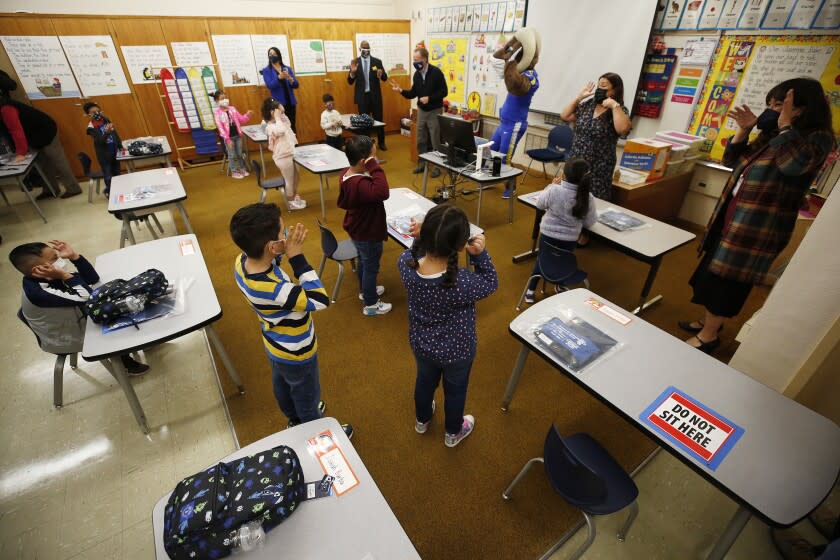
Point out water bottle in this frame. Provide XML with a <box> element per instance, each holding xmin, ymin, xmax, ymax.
<box><xmin>229</xmin><ymin>520</ymin><xmax>266</xmax><ymax>554</ymax></box>
<box><xmin>116</xmin><ymin>295</ymin><xmax>146</xmax><ymax>315</ymax></box>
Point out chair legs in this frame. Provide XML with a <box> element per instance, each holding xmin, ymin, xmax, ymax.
<box><xmin>331</xmin><ymin>262</ymin><xmax>346</xmax><ymax>303</ymax></box>
<box><xmin>150</xmin><ymin>213</ymin><xmax>164</xmax><ymax>234</ymax></box>
<box><xmin>502</xmin><ymin>456</ymin><xmax>544</xmax><ymax>499</ymax></box>
<box><xmin>88</xmin><ymin>178</ymin><xmax>94</xmax><ymax>203</ymax></box>
<box><xmin>143</xmin><ymin>217</ymin><xmax>159</xmax><ymax>240</ymax></box>
<box><xmin>53</xmin><ymin>354</ymin><xmax>67</xmax><ymax>408</ymax></box>
<box><xmin>516</xmin><ymin>275</ymin><xmax>542</xmax><ymax>311</ymax></box>
<box><xmin>540</xmin><ymin>512</ymin><xmax>597</xmax><ymax>560</ymax></box>
<box><xmin>259</xmin><ymin>188</ymin><xmax>267</xmax><ymax>203</ymax></box>
<box><xmin>318</xmin><ymin>254</ymin><xmax>327</xmax><ymax>277</ymax></box>
<box><xmin>617</xmin><ymin>500</ymin><xmax>638</xmax><ymax>542</ymax></box>
<box><xmin>69</xmin><ymin>353</ymin><xmax>78</xmax><ymax>369</ymax></box>
<box><xmin>521</xmin><ymin>159</ymin><xmax>536</xmax><ymax>184</ymax></box>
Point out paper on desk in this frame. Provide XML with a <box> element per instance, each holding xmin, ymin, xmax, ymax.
<box><xmin>305</xmin><ymin>159</ymin><xmax>328</xmax><ymax>167</ymax></box>
<box><xmin>118</xmin><ymin>183</ymin><xmax>174</xmax><ymax>203</ymax></box>
<box><xmin>597</xmin><ymin>207</ymin><xmax>650</xmax><ymax>231</ymax></box>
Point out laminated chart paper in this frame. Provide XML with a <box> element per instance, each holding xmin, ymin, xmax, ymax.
<box><xmin>324</xmin><ymin>40</ymin><xmax>354</xmax><ymax>72</ymax></box>
<box><xmin>120</xmin><ymin>45</ymin><xmax>173</xmax><ymax>84</ymax></box>
<box><xmin>171</xmin><ymin>42</ymin><xmax>213</xmax><ymax>67</ymax></box>
<box><xmin>0</xmin><ymin>36</ymin><xmax>80</xmax><ymax>99</ymax></box>
<box><xmin>355</xmin><ymin>33</ymin><xmax>410</xmax><ymax>76</ymax></box>
<box><xmin>59</xmin><ymin>35</ymin><xmax>130</xmax><ymax>97</ymax></box>
<box><xmin>211</xmin><ymin>34</ymin><xmax>258</xmax><ymax>87</ymax></box>
<box><xmin>250</xmin><ymin>35</ymin><xmax>291</xmax><ymax>74</ymax></box>
<box><xmin>290</xmin><ymin>39</ymin><xmax>326</xmax><ymax>76</ymax></box>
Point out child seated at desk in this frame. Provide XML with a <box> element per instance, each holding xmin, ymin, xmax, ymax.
<box><xmin>320</xmin><ymin>93</ymin><xmax>345</xmax><ymax>150</ymax></box>
<box><xmin>525</xmin><ymin>157</ymin><xmax>597</xmax><ymax>304</ymax></box>
<box><xmin>229</xmin><ymin>202</ymin><xmax>353</xmax><ymax>439</ymax></box>
<box><xmin>261</xmin><ymin>98</ymin><xmax>305</xmax><ymax>210</ymax></box>
<box><xmin>10</xmin><ymin>240</ymin><xmax>149</xmax><ymax>375</ymax></box>
<box><xmin>212</xmin><ymin>90</ymin><xmax>253</xmax><ymax>180</ymax></box>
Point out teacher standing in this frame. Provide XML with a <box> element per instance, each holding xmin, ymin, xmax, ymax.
<box><xmin>261</xmin><ymin>47</ymin><xmax>299</xmax><ymax>132</ymax></box>
<box><xmin>347</xmin><ymin>40</ymin><xmax>388</xmax><ymax>151</ymax></box>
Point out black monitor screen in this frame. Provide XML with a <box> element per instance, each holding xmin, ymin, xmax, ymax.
<box><xmin>437</xmin><ymin>115</ymin><xmax>476</xmax><ymax>166</ymax></box>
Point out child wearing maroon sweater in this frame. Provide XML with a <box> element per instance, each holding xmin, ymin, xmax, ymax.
<box><xmin>337</xmin><ymin>135</ymin><xmax>392</xmax><ymax>316</ymax></box>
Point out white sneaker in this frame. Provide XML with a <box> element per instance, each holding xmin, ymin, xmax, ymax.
<box><xmin>359</xmin><ymin>285</ymin><xmax>385</xmax><ymax>300</ymax></box>
<box><xmin>362</xmin><ymin>300</ymin><xmax>392</xmax><ymax>316</ymax></box>
<box><xmin>231</xmin><ymin>171</ymin><xmax>244</xmax><ymax>179</ymax></box>
<box><xmin>524</xmin><ymin>290</ymin><xmax>535</xmax><ymax>304</ymax></box>
<box><xmin>415</xmin><ymin>401</ymin><xmax>436</xmax><ymax>434</ymax></box>
<box><xmin>444</xmin><ymin>415</ymin><xmax>475</xmax><ymax>447</ymax></box>
<box><xmin>288</xmin><ymin>198</ymin><xmax>307</xmax><ymax>210</ymax></box>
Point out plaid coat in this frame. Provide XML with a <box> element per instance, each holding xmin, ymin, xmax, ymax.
<box><xmin>701</xmin><ymin>127</ymin><xmax>835</xmax><ymax>284</ymax></box>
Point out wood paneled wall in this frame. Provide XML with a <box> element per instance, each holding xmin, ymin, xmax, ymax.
<box><xmin>0</xmin><ymin>14</ymin><xmax>411</xmax><ymax>176</ymax></box>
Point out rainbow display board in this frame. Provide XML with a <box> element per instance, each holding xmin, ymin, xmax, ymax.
<box><xmin>187</xmin><ymin>67</ymin><xmax>216</xmax><ymax>131</ymax></box>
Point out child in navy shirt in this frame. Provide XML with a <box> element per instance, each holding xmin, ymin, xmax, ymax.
<box><xmin>83</xmin><ymin>102</ymin><xmax>121</xmax><ymax>196</ymax></box>
<box><xmin>397</xmin><ymin>205</ymin><xmax>498</xmax><ymax>447</ymax></box>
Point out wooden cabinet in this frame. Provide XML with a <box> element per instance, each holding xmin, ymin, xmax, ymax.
<box><xmin>612</xmin><ymin>171</ymin><xmax>693</xmax><ymax>221</ymax></box>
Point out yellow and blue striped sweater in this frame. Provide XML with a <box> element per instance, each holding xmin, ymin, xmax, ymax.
<box><xmin>233</xmin><ymin>253</ymin><xmax>329</xmax><ymax>364</ymax></box>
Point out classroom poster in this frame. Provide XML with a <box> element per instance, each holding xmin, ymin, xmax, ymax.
<box><xmin>324</xmin><ymin>40</ymin><xmax>354</xmax><ymax>72</ymax></box>
<box><xmin>514</xmin><ymin>0</ymin><xmax>527</xmax><ymax>28</ymax></box>
<box><xmin>671</xmin><ymin>66</ymin><xmax>704</xmax><ymax>103</ymax></box>
<box><xmin>59</xmin><ymin>35</ymin><xmax>131</xmax><ymax>97</ymax></box>
<box><xmin>290</xmin><ymin>40</ymin><xmax>326</xmax><ymax>76</ymax></box>
<box><xmin>634</xmin><ymin>53</ymin><xmax>678</xmax><ymax>118</ymax></box>
<box><xmin>653</xmin><ymin>0</ymin><xmax>669</xmax><ymax>30</ymax></box>
<box><xmin>212</xmin><ymin>35</ymin><xmax>258</xmax><ymax>87</ymax></box>
<box><xmin>436</xmin><ymin>8</ymin><xmax>446</xmax><ymax>32</ymax></box>
<box><xmin>813</xmin><ymin>0</ymin><xmax>840</xmax><ymax>28</ymax></box>
<box><xmin>0</xmin><ymin>36</ymin><xmax>80</xmax><ymax>99</ymax></box>
<box><xmin>718</xmin><ymin>0</ymin><xmax>749</xmax><ymax>28</ymax></box>
<box><xmin>427</xmin><ymin>8</ymin><xmax>435</xmax><ymax>33</ymax></box>
<box><xmin>679</xmin><ymin>0</ymin><xmax>706</xmax><ymax>29</ymax></box>
<box><xmin>480</xmin><ymin>4</ymin><xmax>492</xmax><ymax>31</ymax></box>
<box><xmin>445</xmin><ymin>7</ymin><xmax>454</xmax><ymax>32</ymax></box>
<box><xmin>682</xmin><ymin>38</ymin><xmax>718</xmax><ymax>65</ymax></box>
<box><xmin>502</xmin><ymin>1</ymin><xmax>516</xmax><ymax>32</ymax></box>
<box><xmin>355</xmin><ymin>33</ymin><xmax>410</xmax><ymax>76</ymax></box>
<box><xmin>469</xmin><ymin>32</ymin><xmax>507</xmax><ymax>117</ymax></box>
<box><xmin>488</xmin><ymin>3</ymin><xmax>501</xmax><ymax>32</ymax></box>
<box><xmin>698</xmin><ymin>0</ymin><xmax>726</xmax><ymax>28</ymax></box>
<box><xmin>786</xmin><ymin>0</ymin><xmax>822</xmax><ymax>28</ymax></box>
<box><xmin>429</xmin><ymin>37</ymin><xmax>468</xmax><ymax>106</ymax></box>
<box><xmin>250</xmin><ymin>35</ymin><xmax>291</xmax><ymax>73</ymax></box>
<box><xmin>737</xmin><ymin>0</ymin><xmax>769</xmax><ymax>28</ymax></box>
<box><xmin>662</xmin><ymin>0</ymin><xmax>686</xmax><ymax>30</ymax></box>
<box><xmin>761</xmin><ymin>0</ymin><xmax>796</xmax><ymax>28</ymax></box>
<box><xmin>473</xmin><ymin>5</ymin><xmax>483</xmax><ymax>31</ymax></box>
<box><xmin>120</xmin><ymin>45</ymin><xmax>173</xmax><ymax>84</ymax></box>
<box><xmin>458</xmin><ymin>6</ymin><xmax>468</xmax><ymax>32</ymax></box>
<box><xmin>171</xmin><ymin>41</ymin><xmax>213</xmax><ymax>67</ymax></box>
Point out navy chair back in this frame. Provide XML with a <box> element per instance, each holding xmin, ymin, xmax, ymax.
<box><xmin>251</xmin><ymin>160</ymin><xmax>264</xmax><ymax>185</ymax></box>
<box><xmin>543</xmin><ymin>425</ymin><xmax>607</xmax><ymax>507</ymax></box>
<box><xmin>317</xmin><ymin>219</ymin><xmax>339</xmax><ymax>258</ymax></box>
<box><xmin>76</xmin><ymin>152</ymin><xmax>94</xmax><ymax>176</ymax></box>
<box><xmin>547</xmin><ymin>125</ymin><xmax>574</xmax><ymax>153</ymax></box>
<box><xmin>538</xmin><ymin>239</ymin><xmax>583</xmax><ymax>285</ymax></box>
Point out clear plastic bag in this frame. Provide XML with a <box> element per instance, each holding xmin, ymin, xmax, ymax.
<box><xmin>528</xmin><ymin>306</ymin><xmax>623</xmax><ymax>373</ymax></box>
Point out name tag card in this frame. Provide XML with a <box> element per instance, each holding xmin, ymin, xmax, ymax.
<box><xmin>306</xmin><ymin>430</ymin><xmax>359</xmax><ymax>496</ymax></box>
<box><xmin>640</xmin><ymin>387</ymin><xmax>744</xmax><ymax>470</ymax></box>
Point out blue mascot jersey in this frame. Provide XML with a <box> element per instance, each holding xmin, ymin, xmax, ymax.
<box><xmin>499</xmin><ymin>69</ymin><xmax>539</xmax><ymax>122</ymax></box>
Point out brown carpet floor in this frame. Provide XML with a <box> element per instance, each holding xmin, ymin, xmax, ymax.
<box><xmin>175</xmin><ymin>134</ymin><xmax>768</xmax><ymax>559</ymax></box>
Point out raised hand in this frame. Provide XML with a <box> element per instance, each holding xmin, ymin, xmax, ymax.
<box><xmin>409</xmin><ymin>218</ymin><xmax>422</xmax><ymax>238</ymax></box>
<box><xmin>284</xmin><ymin>223</ymin><xmax>308</xmax><ymax>258</ymax></box>
<box><xmin>728</xmin><ymin>104</ymin><xmax>757</xmax><ymax>130</ymax></box>
<box><xmin>350</xmin><ymin>59</ymin><xmax>358</xmax><ymax>74</ymax></box>
<box><xmin>48</xmin><ymin>240</ymin><xmax>79</xmax><ymax>260</ymax></box>
<box><xmin>31</xmin><ymin>263</ymin><xmax>71</xmax><ymax>281</ymax></box>
<box><xmin>778</xmin><ymin>88</ymin><xmax>795</xmax><ymax>129</ymax></box>
<box><xmin>388</xmin><ymin>78</ymin><xmax>402</xmax><ymax>92</ymax></box>
<box><xmin>578</xmin><ymin>81</ymin><xmax>595</xmax><ymax>100</ymax></box>
<box><xmin>466</xmin><ymin>234</ymin><xmax>486</xmax><ymax>255</ymax></box>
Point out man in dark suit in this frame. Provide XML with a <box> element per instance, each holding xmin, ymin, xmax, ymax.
<box><xmin>347</xmin><ymin>40</ymin><xmax>388</xmax><ymax>151</ymax></box>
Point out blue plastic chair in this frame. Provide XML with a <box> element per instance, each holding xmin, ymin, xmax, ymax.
<box><xmin>77</xmin><ymin>152</ymin><xmax>104</xmax><ymax>203</ymax></box>
<box><xmin>503</xmin><ymin>425</ymin><xmax>639</xmax><ymax>560</ymax></box>
<box><xmin>316</xmin><ymin>219</ymin><xmax>358</xmax><ymax>303</ymax></box>
<box><xmin>516</xmin><ymin>239</ymin><xmax>588</xmax><ymax>310</ymax></box>
<box><xmin>522</xmin><ymin>125</ymin><xmax>573</xmax><ymax>184</ymax></box>
<box><xmin>251</xmin><ymin>160</ymin><xmax>288</xmax><ymax>208</ymax></box>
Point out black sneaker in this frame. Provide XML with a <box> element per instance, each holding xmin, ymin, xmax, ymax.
<box><xmin>412</xmin><ymin>165</ymin><xmax>425</xmax><ymax>174</ymax></box>
<box><xmin>120</xmin><ymin>355</ymin><xmax>149</xmax><ymax>376</ymax></box>
<box><xmin>287</xmin><ymin>401</ymin><xmax>326</xmax><ymax>428</ymax></box>
<box><xmin>378</xmin><ymin>144</ymin><xmax>388</xmax><ymax>151</ymax></box>
<box><xmin>341</xmin><ymin>423</ymin><xmax>354</xmax><ymax>440</ymax></box>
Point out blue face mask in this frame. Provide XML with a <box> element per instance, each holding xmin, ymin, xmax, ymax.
<box><xmin>413</xmin><ymin>61</ymin><xmax>424</xmax><ymax>71</ymax></box>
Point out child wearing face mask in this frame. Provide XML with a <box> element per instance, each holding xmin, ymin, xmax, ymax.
<box><xmin>83</xmin><ymin>101</ymin><xmax>121</xmax><ymax>196</ymax></box>
<box><xmin>262</xmin><ymin>97</ymin><xmax>305</xmax><ymax>210</ymax></box>
<box><xmin>212</xmin><ymin>90</ymin><xmax>253</xmax><ymax>180</ymax></box>
<box><xmin>9</xmin><ymin>240</ymin><xmax>149</xmax><ymax>375</ymax></box>
<box><xmin>320</xmin><ymin>93</ymin><xmax>345</xmax><ymax>150</ymax></box>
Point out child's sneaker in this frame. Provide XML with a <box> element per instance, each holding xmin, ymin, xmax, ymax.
<box><xmin>341</xmin><ymin>423</ymin><xmax>354</xmax><ymax>440</ymax></box>
<box><xmin>289</xmin><ymin>197</ymin><xmax>307</xmax><ymax>210</ymax></box>
<box><xmin>358</xmin><ymin>285</ymin><xmax>385</xmax><ymax>300</ymax></box>
<box><xmin>502</xmin><ymin>188</ymin><xmax>513</xmax><ymax>199</ymax></box>
<box><xmin>444</xmin><ymin>415</ymin><xmax>475</xmax><ymax>447</ymax></box>
<box><xmin>286</xmin><ymin>400</ymin><xmax>326</xmax><ymax>428</ymax></box>
<box><xmin>524</xmin><ymin>290</ymin><xmax>536</xmax><ymax>304</ymax></box>
<box><xmin>415</xmin><ymin>400</ymin><xmax>436</xmax><ymax>434</ymax></box>
<box><xmin>363</xmin><ymin>300</ymin><xmax>392</xmax><ymax>316</ymax></box>
<box><xmin>231</xmin><ymin>171</ymin><xmax>244</xmax><ymax>179</ymax></box>
<box><xmin>241</xmin><ymin>170</ymin><xmax>250</xmax><ymax>177</ymax></box>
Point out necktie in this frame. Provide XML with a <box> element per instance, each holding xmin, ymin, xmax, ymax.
<box><xmin>363</xmin><ymin>58</ymin><xmax>370</xmax><ymax>93</ymax></box>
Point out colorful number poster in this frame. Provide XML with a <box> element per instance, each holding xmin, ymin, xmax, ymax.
<box><xmin>0</xmin><ymin>36</ymin><xmax>80</xmax><ymax>99</ymax></box>
<box><xmin>698</xmin><ymin>0</ymin><xmax>726</xmax><ymax>28</ymax></box>
<box><xmin>171</xmin><ymin>41</ymin><xmax>213</xmax><ymax>67</ymax></box>
<box><xmin>59</xmin><ymin>35</ymin><xmax>131</xmax><ymax>97</ymax></box>
<box><xmin>786</xmin><ymin>0</ymin><xmax>822</xmax><ymax>28</ymax></box>
<box><xmin>429</xmin><ymin>37</ymin><xmax>468</xmax><ymax>106</ymax></box>
<box><xmin>502</xmin><ymin>1</ymin><xmax>516</xmax><ymax>32</ymax></box>
<box><xmin>679</xmin><ymin>0</ymin><xmax>706</xmax><ymax>29</ymax></box>
<box><xmin>324</xmin><ymin>40</ymin><xmax>354</xmax><ymax>72</ymax></box>
<box><xmin>662</xmin><ymin>0</ymin><xmax>686</xmax><ymax>29</ymax></box>
<box><xmin>290</xmin><ymin>39</ymin><xmax>326</xmax><ymax>76</ymax></box>
<box><xmin>514</xmin><ymin>0</ymin><xmax>527</xmax><ymax>28</ymax></box>
<box><xmin>250</xmin><ymin>35</ymin><xmax>291</xmax><ymax>74</ymax></box>
<box><xmin>718</xmin><ymin>0</ymin><xmax>749</xmax><ymax>28</ymax></box>
<box><xmin>813</xmin><ymin>0</ymin><xmax>840</xmax><ymax>28</ymax></box>
<box><xmin>737</xmin><ymin>0</ymin><xmax>769</xmax><ymax>28</ymax></box>
<box><xmin>355</xmin><ymin>33</ymin><xmax>410</xmax><ymax>76</ymax></box>
<box><xmin>641</xmin><ymin>387</ymin><xmax>744</xmax><ymax>471</ymax></box>
<box><xmin>761</xmin><ymin>0</ymin><xmax>796</xmax><ymax>28</ymax></box>
<box><xmin>211</xmin><ymin>35</ymin><xmax>258</xmax><ymax>87</ymax></box>
<box><xmin>120</xmin><ymin>45</ymin><xmax>173</xmax><ymax>84</ymax></box>
<box><xmin>634</xmin><ymin>54</ymin><xmax>677</xmax><ymax>118</ymax></box>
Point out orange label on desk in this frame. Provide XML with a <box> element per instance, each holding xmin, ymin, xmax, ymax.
<box><xmin>179</xmin><ymin>239</ymin><xmax>195</xmax><ymax>256</ymax></box>
<box><xmin>306</xmin><ymin>430</ymin><xmax>359</xmax><ymax>496</ymax></box>
<box><xmin>164</xmin><ymin>168</ymin><xmax>175</xmax><ymax>175</ymax></box>
<box><xmin>585</xmin><ymin>298</ymin><xmax>631</xmax><ymax>326</ymax></box>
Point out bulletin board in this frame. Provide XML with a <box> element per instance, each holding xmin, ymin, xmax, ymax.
<box><xmin>429</xmin><ymin>36</ymin><xmax>469</xmax><ymax>106</ymax></box>
<box><xmin>688</xmin><ymin>34</ymin><xmax>840</xmax><ymax>162</ymax></box>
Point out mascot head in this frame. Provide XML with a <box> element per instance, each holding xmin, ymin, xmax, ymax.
<box><xmin>494</xmin><ymin>27</ymin><xmax>541</xmax><ymax>73</ymax></box>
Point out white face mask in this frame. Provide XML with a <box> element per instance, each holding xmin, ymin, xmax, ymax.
<box><xmin>53</xmin><ymin>258</ymin><xmax>69</xmax><ymax>271</ymax></box>
<box><xmin>490</xmin><ymin>56</ymin><xmax>506</xmax><ymax>79</ymax></box>
<box><xmin>219</xmin><ymin>99</ymin><xmax>230</xmax><ymax>108</ymax></box>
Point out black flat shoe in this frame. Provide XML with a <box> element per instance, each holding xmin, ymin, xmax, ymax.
<box><xmin>691</xmin><ymin>335</ymin><xmax>721</xmax><ymax>354</ymax></box>
<box><xmin>378</xmin><ymin>144</ymin><xmax>387</xmax><ymax>151</ymax></box>
<box><xmin>678</xmin><ymin>321</ymin><xmax>723</xmax><ymax>334</ymax></box>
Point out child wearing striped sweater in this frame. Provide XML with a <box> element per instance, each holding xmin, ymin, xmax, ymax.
<box><xmin>230</xmin><ymin>203</ymin><xmax>353</xmax><ymax>438</ymax></box>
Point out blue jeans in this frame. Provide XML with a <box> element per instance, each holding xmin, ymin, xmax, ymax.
<box><xmin>353</xmin><ymin>240</ymin><xmax>383</xmax><ymax>306</ymax></box>
<box><xmin>270</xmin><ymin>356</ymin><xmax>322</xmax><ymax>424</ymax></box>
<box><xmin>226</xmin><ymin>136</ymin><xmax>244</xmax><ymax>173</ymax></box>
<box><xmin>99</xmin><ymin>153</ymin><xmax>121</xmax><ymax>192</ymax></box>
<box><xmin>414</xmin><ymin>354</ymin><xmax>473</xmax><ymax>435</ymax></box>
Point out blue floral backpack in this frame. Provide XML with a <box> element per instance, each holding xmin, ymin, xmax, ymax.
<box><xmin>163</xmin><ymin>445</ymin><xmax>305</xmax><ymax>559</ymax></box>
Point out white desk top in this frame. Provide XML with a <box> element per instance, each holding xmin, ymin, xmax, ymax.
<box><xmin>0</xmin><ymin>151</ymin><xmax>38</xmax><ymax>179</ymax></box>
<box><xmin>294</xmin><ymin>143</ymin><xmax>349</xmax><ymax>174</ymax></box>
<box><xmin>519</xmin><ymin>191</ymin><xmax>695</xmax><ymax>259</ymax></box>
<box><xmin>108</xmin><ymin>167</ymin><xmax>186</xmax><ymax>214</ymax></box>
<box><xmin>81</xmin><ymin>235</ymin><xmax>222</xmax><ymax>361</ymax></box>
<box><xmin>511</xmin><ymin>288</ymin><xmax>840</xmax><ymax>526</ymax></box>
<box><xmin>117</xmin><ymin>136</ymin><xmax>172</xmax><ymax>161</ymax></box>
<box><xmin>241</xmin><ymin>124</ymin><xmax>268</xmax><ymax>143</ymax></box>
<box><xmin>151</xmin><ymin>417</ymin><xmax>420</xmax><ymax>559</ymax></box>
<box><xmin>340</xmin><ymin>114</ymin><xmax>386</xmax><ymax>129</ymax></box>
<box><xmin>420</xmin><ymin>150</ymin><xmax>522</xmax><ymax>183</ymax></box>
<box><xmin>384</xmin><ymin>187</ymin><xmax>482</xmax><ymax>249</ymax></box>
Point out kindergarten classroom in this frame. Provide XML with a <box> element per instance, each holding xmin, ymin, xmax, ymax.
<box><xmin>1</xmin><ymin>0</ymin><xmax>840</xmax><ymax>559</ymax></box>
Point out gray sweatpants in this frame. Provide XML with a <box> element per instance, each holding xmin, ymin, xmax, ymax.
<box><xmin>39</xmin><ymin>134</ymin><xmax>82</xmax><ymax>195</ymax></box>
<box><xmin>416</xmin><ymin>107</ymin><xmax>443</xmax><ymax>156</ymax></box>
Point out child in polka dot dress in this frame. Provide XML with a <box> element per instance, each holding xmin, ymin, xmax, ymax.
<box><xmin>397</xmin><ymin>205</ymin><xmax>498</xmax><ymax>447</ymax></box>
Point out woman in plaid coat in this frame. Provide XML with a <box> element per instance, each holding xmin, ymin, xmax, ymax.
<box><xmin>681</xmin><ymin>78</ymin><xmax>835</xmax><ymax>353</ymax></box>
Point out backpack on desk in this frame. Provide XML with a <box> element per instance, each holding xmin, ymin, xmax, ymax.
<box><xmin>85</xmin><ymin>268</ymin><xmax>169</xmax><ymax>324</ymax></box>
<box><xmin>349</xmin><ymin>114</ymin><xmax>375</xmax><ymax>128</ymax></box>
<box><xmin>163</xmin><ymin>444</ymin><xmax>305</xmax><ymax>560</ymax></box>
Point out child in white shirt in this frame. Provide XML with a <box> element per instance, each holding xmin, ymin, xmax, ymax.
<box><xmin>320</xmin><ymin>93</ymin><xmax>345</xmax><ymax>150</ymax></box>
<box><xmin>261</xmin><ymin>97</ymin><xmax>305</xmax><ymax>210</ymax></box>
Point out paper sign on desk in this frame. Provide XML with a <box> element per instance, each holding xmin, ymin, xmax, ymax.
<box><xmin>585</xmin><ymin>298</ymin><xmax>631</xmax><ymax>326</ymax></box>
<box><xmin>306</xmin><ymin>159</ymin><xmax>328</xmax><ymax>167</ymax></box>
<box><xmin>179</xmin><ymin>239</ymin><xmax>196</xmax><ymax>256</ymax></box>
<box><xmin>641</xmin><ymin>387</ymin><xmax>744</xmax><ymax>470</ymax></box>
<box><xmin>306</xmin><ymin>430</ymin><xmax>359</xmax><ymax>496</ymax></box>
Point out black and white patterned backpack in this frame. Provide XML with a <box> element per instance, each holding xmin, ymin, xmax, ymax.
<box><xmin>85</xmin><ymin>268</ymin><xmax>169</xmax><ymax>324</ymax></box>
<box><xmin>349</xmin><ymin>113</ymin><xmax>375</xmax><ymax>128</ymax></box>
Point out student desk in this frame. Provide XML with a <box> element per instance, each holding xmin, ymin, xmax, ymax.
<box><xmin>240</xmin><ymin>124</ymin><xmax>269</xmax><ymax>177</ymax></box>
<box><xmin>81</xmin><ymin>234</ymin><xmax>244</xmax><ymax>434</ymax></box>
<box><xmin>108</xmin><ymin>167</ymin><xmax>194</xmax><ymax>246</ymax></box>
<box><xmin>516</xmin><ymin>191</ymin><xmax>695</xmax><ymax>314</ymax></box>
<box><xmin>384</xmin><ymin>187</ymin><xmax>482</xmax><ymax>249</ymax></box>
<box><xmin>418</xmin><ymin>150</ymin><xmax>521</xmax><ymax>228</ymax></box>
<box><xmin>0</xmin><ymin>151</ymin><xmax>57</xmax><ymax>223</ymax></box>
<box><xmin>502</xmin><ymin>288</ymin><xmax>840</xmax><ymax>560</ymax></box>
<box><xmin>117</xmin><ymin>136</ymin><xmax>173</xmax><ymax>173</ymax></box>
<box><xmin>150</xmin><ymin>417</ymin><xmax>421</xmax><ymax>559</ymax></box>
<box><xmin>293</xmin><ymin>144</ymin><xmax>349</xmax><ymax>220</ymax></box>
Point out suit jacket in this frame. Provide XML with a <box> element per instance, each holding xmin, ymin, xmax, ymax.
<box><xmin>347</xmin><ymin>56</ymin><xmax>387</xmax><ymax>106</ymax></box>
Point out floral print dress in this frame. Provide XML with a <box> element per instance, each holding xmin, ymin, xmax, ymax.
<box><xmin>569</xmin><ymin>98</ymin><xmax>628</xmax><ymax>201</ymax></box>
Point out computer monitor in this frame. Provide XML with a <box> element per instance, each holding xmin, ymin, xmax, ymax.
<box><xmin>437</xmin><ymin>114</ymin><xmax>476</xmax><ymax>167</ymax></box>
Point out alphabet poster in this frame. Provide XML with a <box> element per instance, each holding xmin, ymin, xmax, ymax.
<box><xmin>211</xmin><ymin>34</ymin><xmax>258</xmax><ymax>87</ymax></box>
<box><xmin>59</xmin><ymin>35</ymin><xmax>131</xmax><ymax>97</ymax></box>
<box><xmin>0</xmin><ymin>35</ymin><xmax>80</xmax><ymax>99</ymax></box>
<box><xmin>120</xmin><ymin>44</ymin><xmax>173</xmax><ymax>84</ymax></box>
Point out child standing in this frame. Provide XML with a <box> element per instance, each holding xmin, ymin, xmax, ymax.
<box><xmin>320</xmin><ymin>93</ymin><xmax>345</xmax><ymax>150</ymax></box>
<box><xmin>262</xmin><ymin>98</ymin><xmax>305</xmax><ymax>210</ymax></box>
<box><xmin>83</xmin><ymin>102</ymin><xmax>121</xmax><ymax>196</ymax></box>
<box><xmin>337</xmin><ymin>135</ymin><xmax>391</xmax><ymax>316</ymax></box>
<box><xmin>525</xmin><ymin>157</ymin><xmax>596</xmax><ymax>303</ymax></box>
<box><xmin>212</xmin><ymin>90</ymin><xmax>252</xmax><ymax>180</ymax></box>
<box><xmin>230</xmin><ymin>203</ymin><xmax>353</xmax><ymax>438</ymax></box>
<box><xmin>398</xmin><ymin>205</ymin><xmax>498</xmax><ymax>447</ymax></box>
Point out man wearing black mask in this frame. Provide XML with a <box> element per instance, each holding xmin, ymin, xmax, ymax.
<box><xmin>389</xmin><ymin>48</ymin><xmax>448</xmax><ymax>177</ymax></box>
<box><xmin>348</xmin><ymin>41</ymin><xmax>388</xmax><ymax>151</ymax></box>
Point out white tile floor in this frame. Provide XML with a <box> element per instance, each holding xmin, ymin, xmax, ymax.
<box><xmin>0</xmin><ymin>172</ymin><xmax>831</xmax><ymax>560</ymax></box>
